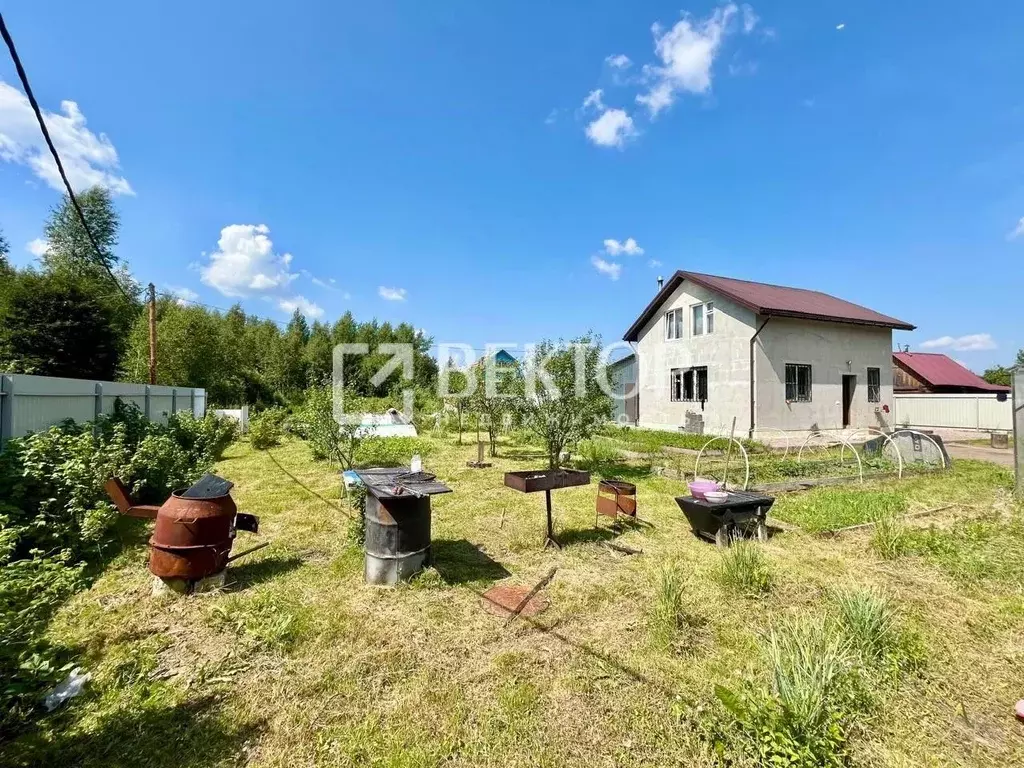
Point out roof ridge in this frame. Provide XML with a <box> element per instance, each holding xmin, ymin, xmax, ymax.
<box><xmin>681</xmin><ymin>270</ymin><xmax>844</xmax><ymax>299</ymax></box>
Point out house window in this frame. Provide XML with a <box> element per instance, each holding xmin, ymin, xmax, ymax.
<box><xmin>867</xmin><ymin>367</ymin><xmax>881</xmax><ymax>403</ymax></box>
<box><xmin>671</xmin><ymin>366</ymin><xmax>708</xmax><ymax>402</ymax></box>
<box><xmin>665</xmin><ymin>308</ymin><xmax>683</xmax><ymax>340</ymax></box>
<box><xmin>785</xmin><ymin>364</ymin><xmax>812</xmax><ymax>402</ymax></box>
<box><xmin>691</xmin><ymin>302</ymin><xmax>714</xmax><ymax>336</ymax></box>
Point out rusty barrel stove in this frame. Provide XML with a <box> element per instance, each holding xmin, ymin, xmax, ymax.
<box><xmin>105</xmin><ymin>474</ymin><xmax>260</xmax><ymax>584</ymax></box>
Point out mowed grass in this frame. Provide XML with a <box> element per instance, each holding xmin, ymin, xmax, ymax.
<box><xmin>3</xmin><ymin>437</ymin><xmax>1023</xmax><ymax>767</ymax></box>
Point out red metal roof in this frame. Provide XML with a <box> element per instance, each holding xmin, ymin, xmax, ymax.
<box><xmin>893</xmin><ymin>352</ymin><xmax>1010</xmax><ymax>392</ymax></box>
<box><xmin>623</xmin><ymin>271</ymin><xmax>915</xmax><ymax>341</ymax></box>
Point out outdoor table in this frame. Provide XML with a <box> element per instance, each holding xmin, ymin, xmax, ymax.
<box><xmin>675</xmin><ymin>490</ymin><xmax>775</xmax><ymax>547</ymax></box>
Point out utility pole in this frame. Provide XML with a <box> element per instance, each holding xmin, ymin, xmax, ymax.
<box><xmin>147</xmin><ymin>283</ymin><xmax>157</xmax><ymax>385</ymax></box>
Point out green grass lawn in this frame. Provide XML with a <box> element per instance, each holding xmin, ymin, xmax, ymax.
<box><xmin>3</xmin><ymin>435</ymin><xmax>1023</xmax><ymax>767</ymax></box>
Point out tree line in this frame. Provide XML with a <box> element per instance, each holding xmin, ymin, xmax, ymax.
<box><xmin>0</xmin><ymin>187</ymin><xmax>438</xmax><ymax>407</ymax></box>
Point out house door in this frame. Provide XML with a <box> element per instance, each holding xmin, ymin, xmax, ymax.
<box><xmin>625</xmin><ymin>383</ymin><xmax>638</xmax><ymax>425</ymax></box>
<box><xmin>842</xmin><ymin>375</ymin><xmax>856</xmax><ymax>428</ymax></box>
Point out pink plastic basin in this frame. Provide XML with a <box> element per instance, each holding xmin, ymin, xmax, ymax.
<box><xmin>688</xmin><ymin>480</ymin><xmax>721</xmax><ymax>501</ymax></box>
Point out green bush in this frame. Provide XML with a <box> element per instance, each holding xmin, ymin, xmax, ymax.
<box><xmin>166</xmin><ymin>410</ymin><xmax>238</xmax><ymax>463</ymax></box>
<box><xmin>353</xmin><ymin>436</ymin><xmax>430</xmax><ymax>468</ymax></box>
<box><xmin>249</xmin><ymin>407</ymin><xmax>285</xmax><ymax>450</ymax></box>
<box><xmin>0</xmin><ymin>400</ymin><xmax>230</xmax><ymax>732</ymax></box>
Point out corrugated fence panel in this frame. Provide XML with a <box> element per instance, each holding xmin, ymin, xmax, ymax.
<box><xmin>893</xmin><ymin>394</ymin><xmax>1012</xmax><ymax>431</ymax></box>
<box><xmin>0</xmin><ymin>373</ymin><xmax>206</xmax><ymax>446</ymax></box>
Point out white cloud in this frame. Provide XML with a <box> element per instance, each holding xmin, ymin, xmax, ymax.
<box><xmin>636</xmin><ymin>3</ymin><xmax>753</xmax><ymax>118</ymax></box>
<box><xmin>544</xmin><ymin>108</ymin><xmax>559</xmax><ymax>125</ymax></box>
<box><xmin>310</xmin><ymin>276</ymin><xmax>337</xmax><ymax>290</ymax></box>
<box><xmin>920</xmin><ymin>333</ymin><xmax>997</xmax><ymax>352</ymax></box>
<box><xmin>582</xmin><ymin>88</ymin><xmax>605</xmax><ymax>111</ymax></box>
<box><xmin>605</xmin><ymin>54</ymin><xmax>632</xmax><ymax>69</ymax></box>
<box><xmin>200</xmin><ymin>224</ymin><xmax>297</xmax><ymax>298</ymax></box>
<box><xmin>26</xmin><ymin>237</ymin><xmax>49</xmax><ymax>257</ymax></box>
<box><xmin>585</xmin><ymin>108</ymin><xmax>636</xmax><ymax>148</ymax></box>
<box><xmin>0</xmin><ymin>81</ymin><xmax>133</xmax><ymax>195</ymax></box>
<box><xmin>379</xmin><ymin>286</ymin><xmax>407</xmax><ymax>301</ymax></box>
<box><xmin>590</xmin><ymin>255</ymin><xmax>622</xmax><ymax>280</ymax></box>
<box><xmin>648</xmin><ymin>258</ymin><xmax>663</xmax><ymax>268</ymax></box>
<box><xmin>278</xmin><ymin>295</ymin><xmax>324</xmax><ymax>319</ymax></box>
<box><xmin>604</xmin><ymin>237</ymin><xmax>644</xmax><ymax>256</ymax></box>
<box><xmin>1007</xmin><ymin>216</ymin><xmax>1024</xmax><ymax>240</ymax></box>
<box><xmin>165</xmin><ymin>285</ymin><xmax>199</xmax><ymax>307</ymax></box>
<box><xmin>836</xmin><ymin>23</ymin><xmax>846</xmax><ymax>30</ymax></box>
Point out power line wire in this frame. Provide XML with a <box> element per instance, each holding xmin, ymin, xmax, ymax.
<box><xmin>0</xmin><ymin>11</ymin><xmax>132</xmax><ymax>303</ymax></box>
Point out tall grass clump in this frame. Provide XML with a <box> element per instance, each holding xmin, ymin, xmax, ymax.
<box><xmin>716</xmin><ymin>541</ymin><xmax>774</xmax><ymax>596</ymax></box>
<box><xmin>651</xmin><ymin>561</ymin><xmax>708</xmax><ymax>651</ymax></box>
<box><xmin>870</xmin><ymin>512</ymin><xmax>908</xmax><ymax>560</ymax></box>
<box><xmin>830</xmin><ymin>587</ymin><xmax>923</xmax><ymax>673</ymax></box>
<box><xmin>711</xmin><ymin>616</ymin><xmax>854</xmax><ymax>767</ymax></box>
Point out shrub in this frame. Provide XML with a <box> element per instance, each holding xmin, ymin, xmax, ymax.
<box><xmin>295</xmin><ymin>385</ymin><xmax>363</xmax><ymax>468</ymax></box>
<box><xmin>716</xmin><ymin>541</ymin><xmax>775</xmax><ymax>596</ymax></box>
<box><xmin>249</xmin><ymin>408</ymin><xmax>285</xmax><ymax>450</ymax></box>
<box><xmin>353</xmin><ymin>436</ymin><xmax>430</xmax><ymax>468</ymax></box>
<box><xmin>0</xmin><ymin>554</ymin><xmax>85</xmax><ymax>730</ymax></box>
<box><xmin>167</xmin><ymin>410</ymin><xmax>238</xmax><ymax>463</ymax></box>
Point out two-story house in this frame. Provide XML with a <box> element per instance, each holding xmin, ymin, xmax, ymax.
<box><xmin>621</xmin><ymin>271</ymin><xmax>915</xmax><ymax>438</ymax></box>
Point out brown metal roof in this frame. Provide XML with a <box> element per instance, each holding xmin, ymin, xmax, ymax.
<box><xmin>623</xmin><ymin>271</ymin><xmax>915</xmax><ymax>341</ymax></box>
<box><xmin>893</xmin><ymin>352</ymin><xmax>1009</xmax><ymax>392</ymax></box>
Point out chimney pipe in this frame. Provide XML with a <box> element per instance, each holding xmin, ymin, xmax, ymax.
<box><xmin>657</xmin><ymin>275</ymin><xmax>664</xmax><ymax>290</ymax></box>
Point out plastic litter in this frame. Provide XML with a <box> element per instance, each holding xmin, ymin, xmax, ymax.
<box><xmin>1015</xmin><ymin>699</ymin><xmax>1024</xmax><ymax>723</ymax></box>
<box><xmin>43</xmin><ymin>667</ymin><xmax>90</xmax><ymax>711</ymax></box>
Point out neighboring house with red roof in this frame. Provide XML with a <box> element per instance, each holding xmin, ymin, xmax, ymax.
<box><xmin>892</xmin><ymin>352</ymin><xmax>1010</xmax><ymax>394</ymax></box>
<box><xmin>622</xmin><ymin>271</ymin><xmax>915</xmax><ymax>437</ymax></box>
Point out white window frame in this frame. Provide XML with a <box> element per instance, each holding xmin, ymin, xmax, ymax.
<box><xmin>691</xmin><ymin>302</ymin><xmax>714</xmax><ymax>336</ymax></box>
<box><xmin>664</xmin><ymin>308</ymin><xmax>684</xmax><ymax>340</ymax></box>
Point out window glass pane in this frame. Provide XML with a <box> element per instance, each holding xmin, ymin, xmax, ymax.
<box><xmin>706</xmin><ymin>303</ymin><xmax>714</xmax><ymax>333</ymax></box>
<box><xmin>692</xmin><ymin>305</ymin><xmax>704</xmax><ymax>335</ymax></box>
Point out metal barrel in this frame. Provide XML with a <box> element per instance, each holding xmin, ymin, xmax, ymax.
<box><xmin>364</xmin><ymin>493</ymin><xmax>432</xmax><ymax>585</ymax></box>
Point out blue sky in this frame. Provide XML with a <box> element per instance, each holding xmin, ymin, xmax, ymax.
<box><xmin>1</xmin><ymin>1</ymin><xmax>1022</xmax><ymax>370</ymax></box>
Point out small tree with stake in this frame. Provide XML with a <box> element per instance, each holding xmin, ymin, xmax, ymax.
<box><xmin>521</xmin><ymin>335</ymin><xmax>612</xmax><ymax>470</ymax></box>
<box><xmin>468</xmin><ymin>356</ymin><xmax>526</xmax><ymax>457</ymax></box>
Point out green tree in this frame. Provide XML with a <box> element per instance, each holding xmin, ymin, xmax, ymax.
<box><xmin>305</xmin><ymin>321</ymin><xmax>334</xmax><ymax>384</ymax></box>
<box><xmin>41</xmin><ymin>187</ymin><xmax>141</xmax><ymax>367</ymax></box>
<box><xmin>982</xmin><ymin>366</ymin><xmax>1011</xmax><ymax>387</ymax></box>
<box><xmin>441</xmin><ymin>362</ymin><xmax>471</xmax><ymax>444</ymax></box>
<box><xmin>42</xmin><ymin>187</ymin><xmax>120</xmax><ymax>274</ymax></box>
<box><xmin>467</xmin><ymin>356</ymin><xmax>525</xmax><ymax>456</ymax></box>
<box><xmin>0</xmin><ymin>228</ymin><xmax>9</xmax><ymax>272</ymax></box>
<box><xmin>0</xmin><ymin>271</ymin><xmax>120</xmax><ymax>379</ymax></box>
<box><xmin>521</xmin><ymin>335</ymin><xmax>613</xmax><ymax>469</ymax></box>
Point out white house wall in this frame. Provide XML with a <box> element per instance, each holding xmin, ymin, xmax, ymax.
<box><xmin>754</xmin><ymin>317</ymin><xmax>894</xmax><ymax>434</ymax></box>
<box><xmin>634</xmin><ymin>281</ymin><xmax>756</xmax><ymax>434</ymax></box>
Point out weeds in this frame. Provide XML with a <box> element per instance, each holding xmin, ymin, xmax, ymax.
<box><xmin>773</xmin><ymin>488</ymin><xmax>907</xmax><ymax>533</ymax></box>
<box><xmin>870</xmin><ymin>512</ymin><xmax>909</xmax><ymax>559</ymax></box>
<box><xmin>716</xmin><ymin>541</ymin><xmax>774</xmax><ymax>596</ymax></box>
<box><xmin>830</xmin><ymin>587</ymin><xmax>924</xmax><ymax>674</ymax></box>
<box><xmin>650</xmin><ymin>562</ymin><xmax>705</xmax><ymax>652</ymax></box>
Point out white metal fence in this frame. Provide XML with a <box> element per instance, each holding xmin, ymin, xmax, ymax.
<box><xmin>892</xmin><ymin>393</ymin><xmax>1012</xmax><ymax>432</ymax></box>
<box><xmin>0</xmin><ymin>373</ymin><xmax>207</xmax><ymax>445</ymax></box>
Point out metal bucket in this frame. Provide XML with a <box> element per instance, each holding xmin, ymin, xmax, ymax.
<box><xmin>364</xmin><ymin>493</ymin><xmax>432</xmax><ymax>585</ymax></box>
